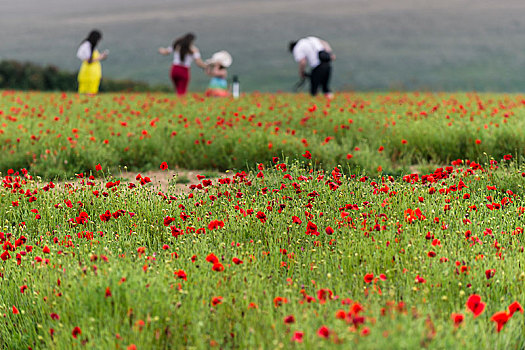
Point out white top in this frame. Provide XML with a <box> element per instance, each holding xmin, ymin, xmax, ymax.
<box><xmin>167</xmin><ymin>46</ymin><xmax>201</xmax><ymax>67</ymax></box>
<box><xmin>293</xmin><ymin>36</ymin><xmax>325</xmax><ymax>68</ymax></box>
<box><xmin>76</xmin><ymin>41</ymin><xmax>92</xmax><ymax>61</ymax></box>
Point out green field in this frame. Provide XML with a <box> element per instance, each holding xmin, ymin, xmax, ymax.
<box><xmin>0</xmin><ymin>91</ymin><xmax>524</xmax><ymax>349</ymax></box>
<box><xmin>1</xmin><ymin>91</ymin><xmax>525</xmax><ymax>178</ymax></box>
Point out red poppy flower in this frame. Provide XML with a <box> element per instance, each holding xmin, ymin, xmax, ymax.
<box><xmin>508</xmin><ymin>301</ymin><xmax>524</xmax><ymax>316</ymax></box>
<box><xmin>491</xmin><ymin>311</ymin><xmax>510</xmax><ymax>332</ymax></box>
<box><xmin>100</xmin><ymin>210</ymin><xmax>112</xmax><ymax>222</ymax></box>
<box><xmin>317</xmin><ymin>325</ymin><xmax>330</xmax><ymax>338</ymax></box>
<box><xmin>302</xmin><ymin>150</ymin><xmax>312</xmax><ymax>159</ymax></box>
<box><xmin>212</xmin><ymin>262</ymin><xmax>224</xmax><ymax>272</ymax></box>
<box><xmin>95</xmin><ymin>164</ymin><xmax>102</xmax><ymax>171</ymax></box>
<box><xmin>292</xmin><ymin>216</ymin><xmax>302</xmax><ymax>225</ymax></box>
<box><xmin>72</xmin><ymin>326</ymin><xmax>82</xmax><ymax>338</ymax></box>
<box><xmin>466</xmin><ymin>294</ymin><xmax>485</xmax><ymax>318</ymax></box>
<box><xmin>42</xmin><ymin>246</ymin><xmax>50</xmax><ymax>254</ymax></box>
<box><xmin>361</xmin><ymin>327</ymin><xmax>370</xmax><ymax>336</ymax></box>
<box><xmin>50</xmin><ymin>313</ymin><xmax>60</xmax><ymax>320</ymax></box>
<box><xmin>283</xmin><ymin>315</ymin><xmax>295</xmax><ymax>324</ymax></box>
<box><xmin>1</xmin><ymin>251</ymin><xmax>10</xmax><ymax>261</ymax></box>
<box><xmin>335</xmin><ymin>309</ymin><xmax>347</xmax><ymax>320</ymax></box>
<box><xmin>175</xmin><ymin>269</ymin><xmax>187</xmax><ymax>281</ymax></box>
<box><xmin>364</xmin><ymin>273</ymin><xmax>374</xmax><ymax>283</ymax></box>
<box><xmin>450</xmin><ymin>313</ymin><xmax>464</xmax><ymax>327</ymax></box>
<box><xmin>208</xmin><ymin>220</ymin><xmax>224</xmax><ymax>230</ymax></box>
<box><xmin>206</xmin><ymin>253</ymin><xmax>219</xmax><ymax>264</ymax></box>
<box><xmin>160</xmin><ymin>162</ymin><xmax>168</xmax><ymax>170</ymax></box>
<box><xmin>211</xmin><ymin>296</ymin><xmax>223</xmax><ymax>306</ymax></box>
<box><xmin>415</xmin><ymin>275</ymin><xmax>426</xmax><ymax>284</ymax></box>
<box><xmin>105</xmin><ymin>287</ymin><xmax>112</xmax><ymax>298</ymax></box>
<box><xmin>306</xmin><ymin>221</ymin><xmax>319</xmax><ymax>235</ymax></box>
<box><xmin>485</xmin><ymin>269</ymin><xmax>495</xmax><ymax>280</ymax></box>
<box><xmin>12</xmin><ymin>306</ymin><xmax>19</xmax><ymax>315</ymax></box>
<box><xmin>317</xmin><ymin>288</ymin><xmax>333</xmax><ymax>304</ymax></box>
<box><xmin>325</xmin><ymin>226</ymin><xmax>334</xmax><ymax>235</ymax></box>
<box><xmin>273</xmin><ymin>296</ymin><xmax>288</xmax><ymax>307</ymax></box>
<box><xmin>256</xmin><ymin>211</ymin><xmax>267</xmax><ymax>223</ymax></box>
<box><xmin>232</xmin><ymin>257</ymin><xmax>243</xmax><ymax>265</ymax></box>
<box><xmin>163</xmin><ymin>216</ymin><xmax>176</xmax><ymax>226</ymax></box>
<box><xmin>291</xmin><ymin>331</ymin><xmax>304</xmax><ymax>343</ymax></box>
<box><xmin>20</xmin><ymin>285</ymin><xmax>28</xmax><ymax>293</ymax></box>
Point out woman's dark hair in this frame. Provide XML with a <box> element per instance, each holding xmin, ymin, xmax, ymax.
<box><xmin>82</xmin><ymin>30</ymin><xmax>102</xmax><ymax>62</ymax></box>
<box><xmin>172</xmin><ymin>33</ymin><xmax>195</xmax><ymax>61</ymax></box>
<box><xmin>289</xmin><ymin>41</ymin><xmax>298</xmax><ymax>53</ymax></box>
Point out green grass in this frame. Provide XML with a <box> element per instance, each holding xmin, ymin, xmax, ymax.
<box><xmin>0</xmin><ymin>91</ymin><xmax>525</xmax><ymax>348</ymax></box>
<box><xmin>1</xmin><ymin>91</ymin><xmax>525</xmax><ymax>180</ymax></box>
<box><xmin>0</xmin><ymin>157</ymin><xmax>524</xmax><ymax>349</ymax></box>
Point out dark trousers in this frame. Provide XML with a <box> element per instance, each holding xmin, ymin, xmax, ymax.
<box><xmin>309</xmin><ymin>63</ymin><xmax>332</xmax><ymax>96</ymax></box>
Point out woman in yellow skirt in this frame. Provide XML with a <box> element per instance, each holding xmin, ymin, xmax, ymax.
<box><xmin>76</xmin><ymin>30</ymin><xmax>108</xmax><ymax>94</ymax></box>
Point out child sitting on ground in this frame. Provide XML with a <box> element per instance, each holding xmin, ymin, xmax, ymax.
<box><xmin>205</xmin><ymin>51</ymin><xmax>232</xmax><ymax>97</ymax></box>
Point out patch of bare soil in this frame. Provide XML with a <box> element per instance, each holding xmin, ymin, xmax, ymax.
<box><xmin>112</xmin><ymin>169</ymin><xmax>226</xmax><ymax>194</ymax></box>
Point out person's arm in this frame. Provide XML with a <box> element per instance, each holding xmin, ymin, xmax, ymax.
<box><xmin>191</xmin><ymin>47</ymin><xmax>208</xmax><ymax>69</ymax></box>
<box><xmin>320</xmin><ymin>39</ymin><xmax>336</xmax><ymax>61</ymax></box>
<box><xmin>158</xmin><ymin>47</ymin><xmax>172</xmax><ymax>55</ymax></box>
<box><xmin>298</xmin><ymin>58</ymin><xmax>307</xmax><ymax>78</ymax></box>
<box><xmin>194</xmin><ymin>57</ymin><xmax>208</xmax><ymax>69</ymax></box>
<box><xmin>93</xmin><ymin>51</ymin><xmax>109</xmax><ymax>62</ymax></box>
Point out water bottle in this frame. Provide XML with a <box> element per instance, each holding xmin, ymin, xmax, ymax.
<box><xmin>232</xmin><ymin>75</ymin><xmax>240</xmax><ymax>98</ymax></box>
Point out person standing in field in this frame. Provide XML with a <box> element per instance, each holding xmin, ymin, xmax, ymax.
<box><xmin>76</xmin><ymin>30</ymin><xmax>108</xmax><ymax>94</ymax></box>
<box><xmin>289</xmin><ymin>36</ymin><xmax>335</xmax><ymax>98</ymax></box>
<box><xmin>158</xmin><ymin>33</ymin><xmax>207</xmax><ymax>95</ymax></box>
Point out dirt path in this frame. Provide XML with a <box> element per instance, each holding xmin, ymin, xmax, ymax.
<box><xmin>108</xmin><ymin>169</ymin><xmax>226</xmax><ymax>194</ymax></box>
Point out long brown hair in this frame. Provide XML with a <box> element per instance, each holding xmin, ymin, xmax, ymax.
<box><xmin>172</xmin><ymin>33</ymin><xmax>195</xmax><ymax>61</ymax></box>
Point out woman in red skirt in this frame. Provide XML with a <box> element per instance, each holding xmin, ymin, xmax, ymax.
<box><xmin>158</xmin><ymin>33</ymin><xmax>207</xmax><ymax>95</ymax></box>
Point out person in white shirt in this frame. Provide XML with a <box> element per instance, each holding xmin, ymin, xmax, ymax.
<box><xmin>76</xmin><ymin>30</ymin><xmax>108</xmax><ymax>94</ymax></box>
<box><xmin>289</xmin><ymin>36</ymin><xmax>335</xmax><ymax>98</ymax></box>
<box><xmin>158</xmin><ymin>33</ymin><xmax>207</xmax><ymax>95</ymax></box>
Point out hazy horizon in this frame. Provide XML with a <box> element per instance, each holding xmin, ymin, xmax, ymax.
<box><xmin>1</xmin><ymin>0</ymin><xmax>525</xmax><ymax>92</ymax></box>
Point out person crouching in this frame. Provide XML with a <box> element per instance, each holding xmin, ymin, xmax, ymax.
<box><xmin>205</xmin><ymin>51</ymin><xmax>233</xmax><ymax>97</ymax></box>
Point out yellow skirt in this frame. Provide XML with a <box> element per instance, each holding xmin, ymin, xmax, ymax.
<box><xmin>78</xmin><ymin>50</ymin><xmax>102</xmax><ymax>94</ymax></box>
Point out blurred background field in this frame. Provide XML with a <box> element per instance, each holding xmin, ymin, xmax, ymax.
<box><xmin>1</xmin><ymin>90</ymin><xmax>524</xmax><ymax>179</ymax></box>
<box><xmin>1</xmin><ymin>0</ymin><xmax>525</xmax><ymax>93</ymax></box>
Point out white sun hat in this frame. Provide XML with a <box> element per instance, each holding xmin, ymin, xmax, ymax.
<box><xmin>206</xmin><ymin>50</ymin><xmax>233</xmax><ymax>68</ymax></box>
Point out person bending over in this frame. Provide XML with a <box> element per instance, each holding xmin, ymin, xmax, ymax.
<box><xmin>289</xmin><ymin>36</ymin><xmax>335</xmax><ymax>98</ymax></box>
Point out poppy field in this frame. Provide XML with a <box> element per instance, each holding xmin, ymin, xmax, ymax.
<box><xmin>1</xmin><ymin>91</ymin><xmax>525</xmax><ymax>178</ymax></box>
<box><xmin>1</xmin><ymin>91</ymin><xmax>525</xmax><ymax>349</ymax></box>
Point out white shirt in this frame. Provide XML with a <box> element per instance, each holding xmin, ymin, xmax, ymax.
<box><xmin>167</xmin><ymin>46</ymin><xmax>201</xmax><ymax>67</ymax></box>
<box><xmin>76</xmin><ymin>41</ymin><xmax>92</xmax><ymax>61</ymax></box>
<box><xmin>293</xmin><ymin>36</ymin><xmax>325</xmax><ymax>68</ymax></box>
